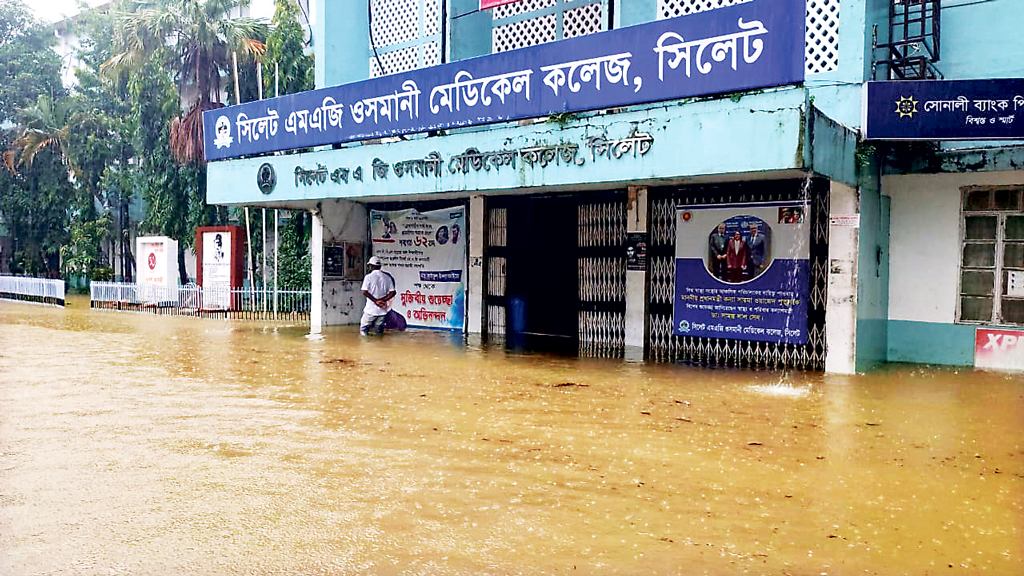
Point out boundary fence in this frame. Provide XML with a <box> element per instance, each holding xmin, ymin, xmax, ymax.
<box><xmin>0</xmin><ymin>275</ymin><xmax>65</xmax><ymax>306</ymax></box>
<box><xmin>90</xmin><ymin>282</ymin><xmax>310</xmax><ymax>322</ymax></box>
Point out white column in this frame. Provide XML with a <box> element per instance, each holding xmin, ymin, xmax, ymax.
<box><xmin>310</xmin><ymin>207</ymin><xmax>324</xmax><ymax>335</ymax></box>
<box><xmin>825</xmin><ymin>181</ymin><xmax>859</xmax><ymax>374</ymax></box>
<box><xmin>625</xmin><ymin>186</ymin><xmax>648</xmax><ymax>360</ymax></box>
<box><xmin>468</xmin><ymin>195</ymin><xmax>486</xmax><ymax>334</ymax></box>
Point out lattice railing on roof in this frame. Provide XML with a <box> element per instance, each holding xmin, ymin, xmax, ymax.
<box><xmin>369</xmin><ymin>0</ymin><xmax>442</xmax><ymax>78</ymax></box>
<box><xmin>492</xmin><ymin>0</ymin><xmax>606</xmax><ymax>53</ymax></box>
<box><xmin>654</xmin><ymin>0</ymin><xmax>840</xmax><ymax>75</ymax></box>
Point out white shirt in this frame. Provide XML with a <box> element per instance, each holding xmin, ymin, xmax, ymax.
<box><xmin>361</xmin><ymin>269</ymin><xmax>395</xmax><ymax>315</ymax></box>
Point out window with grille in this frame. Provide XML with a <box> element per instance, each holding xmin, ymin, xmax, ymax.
<box><xmin>958</xmin><ymin>186</ymin><xmax>1024</xmax><ymax>325</ymax></box>
<box><xmin>656</xmin><ymin>0</ymin><xmax>840</xmax><ymax>75</ymax></box>
<box><xmin>369</xmin><ymin>0</ymin><xmax>442</xmax><ymax>78</ymax></box>
<box><xmin>491</xmin><ymin>0</ymin><xmax>608</xmax><ymax>53</ymax></box>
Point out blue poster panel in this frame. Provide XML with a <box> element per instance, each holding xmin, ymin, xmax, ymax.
<box><xmin>203</xmin><ymin>0</ymin><xmax>804</xmax><ymax>161</ymax></box>
<box><xmin>865</xmin><ymin>79</ymin><xmax>1024</xmax><ymax>140</ymax></box>
<box><xmin>674</xmin><ymin>202</ymin><xmax>809</xmax><ymax>344</ymax></box>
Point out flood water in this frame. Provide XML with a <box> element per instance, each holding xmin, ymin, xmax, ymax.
<box><xmin>1</xmin><ymin>299</ymin><xmax>1021</xmax><ymax>576</ymax></box>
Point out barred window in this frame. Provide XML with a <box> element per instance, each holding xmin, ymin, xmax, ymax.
<box><xmin>958</xmin><ymin>186</ymin><xmax>1024</xmax><ymax>325</ymax></box>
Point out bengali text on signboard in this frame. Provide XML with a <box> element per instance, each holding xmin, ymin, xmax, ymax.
<box><xmin>203</xmin><ymin>0</ymin><xmax>804</xmax><ymax>161</ymax></box>
<box><xmin>674</xmin><ymin>202</ymin><xmax>810</xmax><ymax>344</ymax></box>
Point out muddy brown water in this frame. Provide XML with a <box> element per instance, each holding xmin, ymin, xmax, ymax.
<box><xmin>1</xmin><ymin>298</ymin><xmax>1021</xmax><ymax>575</ymax></box>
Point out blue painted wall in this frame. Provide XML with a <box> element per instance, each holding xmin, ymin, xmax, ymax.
<box><xmin>938</xmin><ymin>0</ymin><xmax>1022</xmax><ymax>80</ymax></box>
<box><xmin>315</xmin><ymin>0</ymin><xmax>369</xmax><ymax>88</ymax></box>
<box><xmin>888</xmin><ymin>320</ymin><xmax>976</xmax><ymax>366</ymax></box>
<box><xmin>855</xmin><ymin>157</ymin><xmax>890</xmax><ymax>371</ymax></box>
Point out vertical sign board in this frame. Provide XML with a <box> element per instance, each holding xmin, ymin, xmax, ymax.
<box><xmin>975</xmin><ymin>328</ymin><xmax>1024</xmax><ymax>371</ymax></box>
<box><xmin>370</xmin><ymin>207</ymin><xmax>467</xmax><ymax>331</ymax></box>
<box><xmin>196</xmin><ymin>226</ymin><xmax>244</xmax><ymax>310</ymax></box>
<box><xmin>136</xmin><ymin>236</ymin><xmax>178</xmax><ymax>303</ymax></box>
<box><xmin>674</xmin><ymin>202</ymin><xmax>810</xmax><ymax>344</ymax></box>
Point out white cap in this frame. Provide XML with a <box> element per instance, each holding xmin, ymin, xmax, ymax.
<box><xmin>367</xmin><ymin>256</ymin><xmax>382</xmax><ymax>266</ymax></box>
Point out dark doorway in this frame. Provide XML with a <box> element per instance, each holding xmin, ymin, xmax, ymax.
<box><xmin>505</xmin><ymin>195</ymin><xmax>578</xmax><ymax>351</ymax></box>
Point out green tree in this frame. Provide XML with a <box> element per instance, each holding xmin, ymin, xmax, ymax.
<box><xmin>105</xmin><ymin>0</ymin><xmax>267</xmax><ymax>164</ymax></box>
<box><xmin>263</xmin><ymin>0</ymin><xmax>313</xmax><ymax>97</ymax></box>
<box><xmin>0</xmin><ymin>2</ymin><xmax>71</xmax><ymax>276</ymax></box>
<box><xmin>248</xmin><ymin>0</ymin><xmax>313</xmax><ymax>291</ymax></box>
<box><xmin>130</xmin><ymin>57</ymin><xmax>205</xmax><ymax>284</ymax></box>
<box><xmin>0</xmin><ymin>134</ymin><xmax>74</xmax><ymax>276</ymax></box>
<box><xmin>0</xmin><ymin>0</ymin><xmax>64</xmax><ymax>124</ymax></box>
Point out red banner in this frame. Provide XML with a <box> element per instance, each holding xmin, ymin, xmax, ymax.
<box><xmin>481</xmin><ymin>0</ymin><xmax>523</xmax><ymax>10</ymax></box>
<box><xmin>975</xmin><ymin>327</ymin><xmax>1024</xmax><ymax>371</ymax></box>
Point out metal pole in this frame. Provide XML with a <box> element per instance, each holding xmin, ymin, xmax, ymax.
<box><xmin>262</xmin><ymin>208</ymin><xmax>267</xmax><ymax>314</ymax></box>
<box><xmin>274</xmin><ymin>209</ymin><xmax>279</xmax><ymax>319</ymax></box>
<box><xmin>274</xmin><ymin>63</ymin><xmax>280</xmax><ymax>319</ymax></box>
<box><xmin>232</xmin><ymin>52</ymin><xmax>240</xmax><ymax>104</ymax></box>
<box><xmin>244</xmin><ymin>207</ymin><xmax>254</xmax><ymax>309</ymax></box>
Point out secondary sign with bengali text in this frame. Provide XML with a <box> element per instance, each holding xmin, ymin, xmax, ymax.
<box><xmin>370</xmin><ymin>206</ymin><xmax>467</xmax><ymax>331</ymax></box>
<box><xmin>865</xmin><ymin>79</ymin><xmax>1024</xmax><ymax>140</ymax></box>
<box><xmin>203</xmin><ymin>0</ymin><xmax>804</xmax><ymax>161</ymax></box>
<box><xmin>674</xmin><ymin>202</ymin><xmax>809</xmax><ymax>344</ymax></box>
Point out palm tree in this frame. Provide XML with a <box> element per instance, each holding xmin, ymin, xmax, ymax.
<box><xmin>3</xmin><ymin>94</ymin><xmax>80</xmax><ymax>179</ymax></box>
<box><xmin>103</xmin><ymin>0</ymin><xmax>266</xmax><ymax>164</ymax></box>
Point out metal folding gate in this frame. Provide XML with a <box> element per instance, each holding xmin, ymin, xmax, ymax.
<box><xmin>646</xmin><ymin>179</ymin><xmax>830</xmax><ymax>370</ymax></box>
<box><xmin>484</xmin><ymin>193</ymin><xmax>627</xmax><ymax>358</ymax></box>
<box><xmin>577</xmin><ymin>198</ymin><xmax>627</xmax><ymax>358</ymax></box>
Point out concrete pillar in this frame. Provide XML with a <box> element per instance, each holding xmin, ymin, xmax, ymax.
<box><xmin>310</xmin><ymin>207</ymin><xmax>324</xmax><ymax>335</ymax></box>
<box><xmin>625</xmin><ymin>186</ymin><xmax>648</xmax><ymax>360</ymax></box>
<box><xmin>468</xmin><ymin>195</ymin><xmax>486</xmax><ymax>334</ymax></box>
<box><xmin>825</xmin><ymin>181</ymin><xmax>859</xmax><ymax>374</ymax></box>
<box><xmin>315</xmin><ymin>0</ymin><xmax>368</xmax><ymax>89</ymax></box>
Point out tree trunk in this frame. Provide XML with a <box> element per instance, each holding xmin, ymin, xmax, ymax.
<box><xmin>178</xmin><ymin>245</ymin><xmax>189</xmax><ymax>285</ymax></box>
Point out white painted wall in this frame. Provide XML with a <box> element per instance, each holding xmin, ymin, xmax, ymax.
<box><xmin>885</xmin><ymin>170</ymin><xmax>1024</xmax><ymax>324</ymax></box>
<box><xmin>319</xmin><ymin>199</ymin><xmax>368</xmax><ymax>326</ymax></box>
<box><xmin>825</xmin><ymin>182</ymin><xmax>859</xmax><ymax>375</ymax></box>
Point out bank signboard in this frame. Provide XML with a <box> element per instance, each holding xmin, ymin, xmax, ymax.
<box><xmin>674</xmin><ymin>202</ymin><xmax>810</xmax><ymax>344</ymax></box>
<box><xmin>203</xmin><ymin>0</ymin><xmax>804</xmax><ymax>161</ymax></box>
<box><xmin>865</xmin><ymin>79</ymin><xmax>1024</xmax><ymax>140</ymax></box>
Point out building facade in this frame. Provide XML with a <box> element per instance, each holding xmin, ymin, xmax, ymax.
<box><xmin>204</xmin><ymin>0</ymin><xmax>1024</xmax><ymax>373</ymax></box>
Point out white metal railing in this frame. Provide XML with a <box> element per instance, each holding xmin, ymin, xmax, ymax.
<box><xmin>90</xmin><ymin>281</ymin><xmax>310</xmax><ymax>321</ymax></box>
<box><xmin>0</xmin><ymin>275</ymin><xmax>66</xmax><ymax>306</ymax></box>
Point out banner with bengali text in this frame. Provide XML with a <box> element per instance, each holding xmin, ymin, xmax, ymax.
<box><xmin>370</xmin><ymin>206</ymin><xmax>467</xmax><ymax>331</ymax></box>
<box><xmin>674</xmin><ymin>202</ymin><xmax>809</xmax><ymax>344</ymax></box>
<box><xmin>203</xmin><ymin>0</ymin><xmax>804</xmax><ymax>161</ymax></box>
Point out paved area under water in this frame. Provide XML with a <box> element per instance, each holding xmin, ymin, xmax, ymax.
<box><xmin>0</xmin><ymin>299</ymin><xmax>1021</xmax><ymax>575</ymax></box>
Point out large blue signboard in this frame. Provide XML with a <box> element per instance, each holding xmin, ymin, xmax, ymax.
<box><xmin>674</xmin><ymin>202</ymin><xmax>810</xmax><ymax>345</ymax></box>
<box><xmin>865</xmin><ymin>79</ymin><xmax>1024</xmax><ymax>140</ymax></box>
<box><xmin>203</xmin><ymin>0</ymin><xmax>804</xmax><ymax>161</ymax></box>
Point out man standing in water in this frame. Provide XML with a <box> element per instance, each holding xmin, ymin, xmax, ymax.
<box><xmin>360</xmin><ymin>256</ymin><xmax>396</xmax><ymax>335</ymax></box>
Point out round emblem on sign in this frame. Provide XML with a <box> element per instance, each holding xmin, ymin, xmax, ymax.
<box><xmin>147</xmin><ymin>252</ymin><xmax>157</xmax><ymax>270</ymax></box>
<box><xmin>257</xmin><ymin>162</ymin><xmax>276</xmax><ymax>195</ymax></box>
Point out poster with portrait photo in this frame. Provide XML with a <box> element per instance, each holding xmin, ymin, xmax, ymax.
<box><xmin>202</xmin><ymin>231</ymin><xmax>232</xmax><ymax>310</ymax></box>
<box><xmin>676</xmin><ymin>201</ymin><xmax>810</xmax><ymax>344</ymax></box>
<box><xmin>370</xmin><ymin>206</ymin><xmax>467</xmax><ymax>331</ymax></box>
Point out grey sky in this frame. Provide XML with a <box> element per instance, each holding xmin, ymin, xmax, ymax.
<box><xmin>26</xmin><ymin>0</ymin><xmax>108</xmax><ymax>24</ymax></box>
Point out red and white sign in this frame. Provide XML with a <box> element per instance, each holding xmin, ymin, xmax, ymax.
<box><xmin>481</xmin><ymin>0</ymin><xmax>524</xmax><ymax>10</ymax></box>
<box><xmin>136</xmin><ymin>236</ymin><xmax>178</xmax><ymax>302</ymax></box>
<box><xmin>975</xmin><ymin>327</ymin><xmax>1024</xmax><ymax>371</ymax></box>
